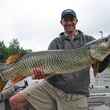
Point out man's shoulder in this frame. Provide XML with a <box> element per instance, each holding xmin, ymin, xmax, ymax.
<box><xmin>78</xmin><ymin>30</ymin><xmax>95</xmax><ymax>42</ymax></box>
<box><xmin>84</xmin><ymin>34</ymin><xmax>95</xmax><ymax>42</ymax></box>
<box><xmin>51</xmin><ymin>32</ymin><xmax>64</xmax><ymax>40</ymax></box>
<box><xmin>48</xmin><ymin>33</ymin><xmax>65</xmax><ymax>50</ymax></box>
<box><xmin>51</xmin><ymin>32</ymin><xmax>65</xmax><ymax>43</ymax></box>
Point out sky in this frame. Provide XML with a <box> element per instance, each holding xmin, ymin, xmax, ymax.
<box><xmin>0</xmin><ymin>0</ymin><xmax>110</xmax><ymax>51</ymax></box>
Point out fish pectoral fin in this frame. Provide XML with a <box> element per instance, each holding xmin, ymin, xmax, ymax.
<box><xmin>0</xmin><ymin>77</ymin><xmax>6</xmax><ymax>92</ymax></box>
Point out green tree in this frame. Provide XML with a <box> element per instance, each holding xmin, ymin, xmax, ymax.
<box><xmin>0</xmin><ymin>41</ymin><xmax>6</xmax><ymax>48</ymax></box>
<box><xmin>0</xmin><ymin>38</ymin><xmax>32</xmax><ymax>62</ymax></box>
<box><xmin>0</xmin><ymin>41</ymin><xmax>6</xmax><ymax>62</ymax></box>
<box><xmin>9</xmin><ymin>38</ymin><xmax>20</xmax><ymax>53</ymax></box>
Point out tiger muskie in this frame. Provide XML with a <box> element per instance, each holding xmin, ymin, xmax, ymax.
<box><xmin>0</xmin><ymin>35</ymin><xmax>110</xmax><ymax>91</ymax></box>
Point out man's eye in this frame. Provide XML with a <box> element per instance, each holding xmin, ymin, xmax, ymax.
<box><xmin>64</xmin><ymin>19</ymin><xmax>74</xmax><ymax>22</ymax></box>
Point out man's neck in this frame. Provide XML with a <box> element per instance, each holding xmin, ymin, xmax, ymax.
<box><xmin>65</xmin><ymin>30</ymin><xmax>78</xmax><ymax>39</ymax></box>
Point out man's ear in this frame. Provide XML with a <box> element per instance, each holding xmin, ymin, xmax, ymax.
<box><xmin>75</xmin><ymin>19</ymin><xmax>78</xmax><ymax>24</ymax></box>
<box><xmin>76</xmin><ymin>19</ymin><xmax>78</xmax><ymax>22</ymax></box>
<box><xmin>60</xmin><ymin>20</ymin><xmax>63</xmax><ymax>25</ymax></box>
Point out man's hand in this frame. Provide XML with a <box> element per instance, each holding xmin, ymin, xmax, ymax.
<box><xmin>32</xmin><ymin>67</ymin><xmax>45</xmax><ymax>79</ymax></box>
<box><xmin>92</xmin><ymin>55</ymin><xmax>110</xmax><ymax>75</ymax></box>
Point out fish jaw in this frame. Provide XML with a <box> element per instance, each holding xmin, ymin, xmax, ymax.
<box><xmin>89</xmin><ymin>36</ymin><xmax>110</xmax><ymax>62</ymax></box>
<box><xmin>90</xmin><ymin>48</ymin><xmax>110</xmax><ymax>62</ymax></box>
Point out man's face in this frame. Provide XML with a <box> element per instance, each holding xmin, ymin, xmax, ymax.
<box><xmin>61</xmin><ymin>15</ymin><xmax>78</xmax><ymax>33</ymax></box>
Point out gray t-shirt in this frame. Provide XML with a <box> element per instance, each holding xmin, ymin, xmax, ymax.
<box><xmin>47</xmin><ymin>30</ymin><xmax>95</xmax><ymax>96</ymax></box>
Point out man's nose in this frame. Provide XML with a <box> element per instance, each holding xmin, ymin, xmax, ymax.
<box><xmin>66</xmin><ymin>21</ymin><xmax>75</xmax><ymax>25</ymax></box>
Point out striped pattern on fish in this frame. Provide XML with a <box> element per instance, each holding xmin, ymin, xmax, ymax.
<box><xmin>0</xmin><ymin>35</ymin><xmax>110</xmax><ymax>91</ymax></box>
<box><xmin>0</xmin><ymin>47</ymin><xmax>91</xmax><ymax>81</ymax></box>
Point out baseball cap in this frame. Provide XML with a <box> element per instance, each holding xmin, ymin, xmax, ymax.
<box><xmin>61</xmin><ymin>9</ymin><xmax>77</xmax><ymax>20</ymax></box>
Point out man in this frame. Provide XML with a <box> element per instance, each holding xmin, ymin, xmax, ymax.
<box><xmin>9</xmin><ymin>9</ymin><xmax>109</xmax><ymax>110</ymax></box>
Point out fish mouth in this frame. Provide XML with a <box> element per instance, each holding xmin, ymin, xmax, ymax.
<box><xmin>90</xmin><ymin>47</ymin><xmax>110</xmax><ymax>62</ymax></box>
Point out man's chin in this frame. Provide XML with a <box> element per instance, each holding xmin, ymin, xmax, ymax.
<box><xmin>66</xmin><ymin>30</ymin><xmax>75</xmax><ymax>34</ymax></box>
<box><xmin>65</xmin><ymin>27</ymin><xmax>75</xmax><ymax>33</ymax></box>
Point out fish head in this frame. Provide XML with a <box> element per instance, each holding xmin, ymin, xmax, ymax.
<box><xmin>86</xmin><ymin>35</ymin><xmax>110</xmax><ymax>62</ymax></box>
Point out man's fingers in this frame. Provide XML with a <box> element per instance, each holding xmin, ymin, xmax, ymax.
<box><xmin>32</xmin><ymin>67</ymin><xmax>45</xmax><ymax>79</ymax></box>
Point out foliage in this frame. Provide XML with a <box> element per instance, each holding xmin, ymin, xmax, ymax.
<box><xmin>0</xmin><ymin>38</ymin><xmax>32</xmax><ymax>62</ymax></box>
<box><xmin>0</xmin><ymin>41</ymin><xmax>5</xmax><ymax>48</ymax></box>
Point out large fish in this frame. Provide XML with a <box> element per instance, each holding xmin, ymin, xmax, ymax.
<box><xmin>0</xmin><ymin>35</ymin><xmax>110</xmax><ymax>92</ymax></box>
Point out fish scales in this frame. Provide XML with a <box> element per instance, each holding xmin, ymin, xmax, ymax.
<box><xmin>0</xmin><ymin>35</ymin><xmax>110</xmax><ymax>91</ymax></box>
<box><xmin>1</xmin><ymin>47</ymin><xmax>91</xmax><ymax>81</ymax></box>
